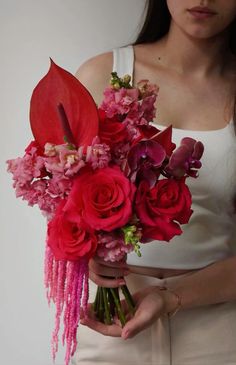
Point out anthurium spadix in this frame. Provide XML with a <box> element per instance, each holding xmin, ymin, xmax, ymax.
<box><xmin>30</xmin><ymin>59</ymin><xmax>99</xmax><ymax>148</ymax></box>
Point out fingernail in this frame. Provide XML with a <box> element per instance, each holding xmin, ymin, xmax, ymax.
<box><xmin>122</xmin><ymin>329</ymin><xmax>130</xmax><ymax>339</ymax></box>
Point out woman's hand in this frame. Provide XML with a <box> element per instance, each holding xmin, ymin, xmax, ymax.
<box><xmin>80</xmin><ymin>285</ymin><xmax>178</xmax><ymax>338</ymax></box>
<box><xmin>89</xmin><ymin>256</ymin><xmax>130</xmax><ymax>288</ymax></box>
<box><xmin>121</xmin><ymin>286</ymin><xmax>177</xmax><ymax>339</ymax></box>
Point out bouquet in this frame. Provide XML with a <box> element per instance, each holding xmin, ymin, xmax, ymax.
<box><xmin>7</xmin><ymin>60</ymin><xmax>204</xmax><ymax>365</ymax></box>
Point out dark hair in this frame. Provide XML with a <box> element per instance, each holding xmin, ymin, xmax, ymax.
<box><xmin>135</xmin><ymin>0</ymin><xmax>236</xmax><ymax>53</ymax></box>
<box><xmin>134</xmin><ymin>1</ymin><xmax>171</xmax><ymax>45</ymax></box>
<box><xmin>134</xmin><ymin>0</ymin><xmax>236</xmax><ymax>129</ymax></box>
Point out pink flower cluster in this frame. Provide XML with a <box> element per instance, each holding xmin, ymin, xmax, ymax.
<box><xmin>100</xmin><ymin>79</ymin><xmax>158</xmax><ymax>132</ymax></box>
<box><xmin>96</xmin><ymin>232</ymin><xmax>133</xmax><ymax>262</ymax></box>
<box><xmin>7</xmin><ymin>139</ymin><xmax>111</xmax><ymax>220</ymax></box>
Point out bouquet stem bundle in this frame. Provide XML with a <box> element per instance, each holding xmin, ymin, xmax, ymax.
<box><xmin>93</xmin><ymin>285</ymin><xmax>135</xmax><ymax>326</ymax></box>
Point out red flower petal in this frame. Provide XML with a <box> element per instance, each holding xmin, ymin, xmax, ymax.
<box><xmin>151</xmin><ymin>125</ymin><xmax>176</xmax><ymax>156</ymax></box>
<box><xmin>30</xmin><ymin>59</ymin><xmax>99</xmax><ymax>148</ymax></box>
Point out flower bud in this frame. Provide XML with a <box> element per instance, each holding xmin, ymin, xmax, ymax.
<box><xmin>113</xmin><ymin>82</ymin><xmax>121</xmax><ymax>90</ymax></box>
<box><xmin>123</xmin><ymin>74</ymin><xmax>131</xmax><ymax>84</ymax></box>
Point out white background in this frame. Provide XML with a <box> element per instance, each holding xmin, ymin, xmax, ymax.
<box><xmin>0</xmin><ymin>1</ymin><xmax>145</xmax><ymax>364</ymax></box>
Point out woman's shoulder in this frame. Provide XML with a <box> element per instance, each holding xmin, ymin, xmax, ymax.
<box><xmin>75</xmin><ymin>51</ymin><xmax>113</xmax><ymax>104</ymax></box>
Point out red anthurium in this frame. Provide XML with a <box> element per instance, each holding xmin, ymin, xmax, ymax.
<box><xmin>30</xmin><ymin>59</ymin><xmax>99</xmax><ymax>149</ymax></box>
<box><xmin>135</xmin><ymin>124</ymin><xmax>161</xmax><ymax>143</ymax></box>
<box><xmin>151</xmin><ymin>125</ymin><xmax>176</xmax><ymax>156</ymax></box>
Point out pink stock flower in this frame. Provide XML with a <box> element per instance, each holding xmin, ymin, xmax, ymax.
<box><xmin>7</xmin><ymin>153</ymin><xmax>45</xmax><ymax>184</ymax></box>
<box><xmin>123</xmin><ymin>95</ymin><xmax>157</xmax><ymax>133</ymax></box>
<box><xmin>139</xmin><ymin>95</ymin><xmax>157</xmax><ymax>124</ymax></box>
<box><xmin>47</xmin><ymin>177</ymin><xmax>72</xmax><ymax>198</ymax></box>
<box><xmin>38</xmin><ymin>177</ymin><xmax>71</xmax><ymax>218</ymax></box>
<box><xmin>137</xmin><ymin>79</ymin><xmax>159</xmax><ymax>98</ymax></box>
<box><xmin>44</xmin><ymin>143</ymin><xmax>58</xmax><ymax>157</ymax></box>
<box><xmin>100</xmin><ymin>81</ymin><xmax>157</xmax><ymax>146</ymax></box>
<box><xmin>100</xmin><ymin>87</ymin><xmax>139</xmax><ymax>118</ymax></box>
<box><xmin>13</xmin><ymin>179</ymin><xmax>64</xmax><ymax>219</ymax></box>
<box><xmin>44</xmin><ymin>144</ymin><xmax>85</xmax><ymax>177</ymax></box>
<box><xmin>124</xmin><ymin>107</ymin><xmax>144</xmax><ymax>132</ymax></box>
<box><xmin>96</xmin><ymin>232</ymin><xmax>133</xmax><ymax>262</ymax></box>
<box><xmin>166</xmin><ymin>137</ymin><xmax>204</xmax><ymax>178</ymax></box>
<box><xmin>85</xmin><ymin>137</ymin><xmax>111</xmax><ymax>169</ymax></box>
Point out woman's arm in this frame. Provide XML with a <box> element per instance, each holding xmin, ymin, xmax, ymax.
<box><xmin>121</xmin><ymin>255</ymin><xmax>236</xmax><ymax>339</ymax></box>
<box><xmin>81</xmin><ymin>255</ymin><xmax>236</xmax><ymax>339</ymax></box>
<box><xmin>171</xmin><ymin>254</ymin><xmax>236</xmax><ymax>309</ymax></box>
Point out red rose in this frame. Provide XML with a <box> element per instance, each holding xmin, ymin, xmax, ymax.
<box><xmin>64</xmin><ymin>166</ymin><xmax>136</xmax><ymax>231</ymax></box>
<box><xmin>47</xmin><ymin>200</ymin><xmax>97</xmax><ymax>261</ymax></box>
<box><xmin>136</xmin><ymin>178</ymin><xmax>192</xmax><ymax>242</ymax></box>
<box><xmin>98</xmin><ymin>109</ymin><xmax>129</xmax><ymax>147</ymax></box>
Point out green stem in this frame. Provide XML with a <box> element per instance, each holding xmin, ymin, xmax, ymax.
<box><xmin>102</xmin><ymin>288</ymin><xmax>112</xmax><ymax>325</ymax></box>
<box><xmin>98</xmin><ymin>287</ymin><xmax>105</xmax><ymax>322</ymax></box>
<box><xmin>108</xmin><ymin>288</ymin><xmax>115</xmax><ymax>317</ymax></box>
<box><xmin>110</xmin><ymin>288</ymin><xmax>126</xmax><ymax>327</ymax></box>
<box><xmin>93</xmin><ymin>286</ymin><xmax>100</xmax><ymax>314</ymax></box>
<box><xmin>121</xmin><ymin>285</ymin><xmax>136</xmax><ymax>315</ymax></box>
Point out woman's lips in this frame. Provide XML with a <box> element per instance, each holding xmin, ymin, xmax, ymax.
<box><xmin>187</xmin><ymin>7</ymin><xmax>217</xmax><ymax>19</ymax></box>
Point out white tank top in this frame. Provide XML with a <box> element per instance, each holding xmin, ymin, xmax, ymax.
<box><xmin>113</xmin><ymin>45</ymin><xmax>236</xmax><ymax>269</ymax></box>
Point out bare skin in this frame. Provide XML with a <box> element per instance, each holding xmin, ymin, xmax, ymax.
<box><xmin>80</xmin><ymin>256</ymin><xmax>236</xmax><ymax>339</ymax></box>
<box><xmin>75</xmin><ymin>0</ymin><xmax>236</xmax><ymax>340</ymax></box>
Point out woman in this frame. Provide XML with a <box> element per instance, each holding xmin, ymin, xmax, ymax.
<box><xmin>73</xmin><ymin>1</ymin><xmax>236</xmax><ymax>364</ymax></box>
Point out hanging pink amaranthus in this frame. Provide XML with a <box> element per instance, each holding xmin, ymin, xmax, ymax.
<box><xmin>44</xmin><ymin>246</ymin><xmax>89</xmax><ymax>365</ymax></box>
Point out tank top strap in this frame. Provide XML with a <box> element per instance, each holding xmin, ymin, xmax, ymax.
<box><xmin>112</xmin><ymin>45</ymin><xmax>134</xmax><ymax>84</ymax></box>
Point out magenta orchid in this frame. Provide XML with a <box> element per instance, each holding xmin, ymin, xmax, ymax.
<box><xmin>127</xmin><ymin>140</ymin><xmax>166</xmax><ymax>187</ymax></box>
<box><xmin>166</xmin><ymin>137</ymin><xmax>204</xmax><ymax>178</ymax></box>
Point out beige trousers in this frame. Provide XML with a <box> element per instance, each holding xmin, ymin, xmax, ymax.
<box><xmin>71</xmin><ymin>273</ymin><xmax>236</xmax><ymax>365</ymax></box>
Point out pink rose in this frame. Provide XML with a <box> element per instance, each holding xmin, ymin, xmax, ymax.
<box><xmin>47</xmin><ymin>200</ymin><xmax>97</xmax><ymax>261</ymax></box>
<box><xmin>136</xmin><ymin>178</ymin><xmax>192</xmax><ymax>242</ymax></box>
<box><xmin>64</xmin><ymin>166</ymin><xmax>136</xmax><ymax>231</ymax></box>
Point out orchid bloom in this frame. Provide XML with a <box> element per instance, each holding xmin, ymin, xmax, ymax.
<box><xmin>127</xmin><ymin>140</ymin><xmax>166</xmax><ymax>187</ymax></box>
<box><xmin>166</xmin><ymin>137</ymin><xmax>204</xmax><ymax>178</ymax></box>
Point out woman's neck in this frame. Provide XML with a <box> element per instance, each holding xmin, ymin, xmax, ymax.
<box><xmin>157</xmin><ymin>21</ymin><xmax>231</xmax><ymax>78</ymax></box>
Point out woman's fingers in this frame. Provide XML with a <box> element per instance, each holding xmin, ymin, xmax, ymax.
<box><xmin>121</xmin><ymin>291</ymin><xmax>165</xmax><ymax>339</ymax></box>
<box><xmin>89</xmin><ymin>258</ymin><xmax>129</xmax><ymax>277</ymax></box>
<box><xmin>80</xmin><ymin>304</ymin><xmax>122</xmax><ymax>337</ymax></box>
<box><xmin>94</xmin><ymin>256</ymin><xmax>129</xmax><ymax>269</ymax></box>
<box><xmin>80</xmin><ymin>289</ymin><xmax>166</xmax><ymax>339</ymax></box>
<box><xmin>80</xmin><ymin>317</ymin><xmax>122</xmax><ymax>337</ymax></box>
<box><xmin>89</xmin><ymin>270</ymin><xmax>126</xmax><ymax>287</ymax></box>
<box><xmin>88</xmin><ymin>257</ymin><xmax>130</xmax><ymax>287</ymax></box>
